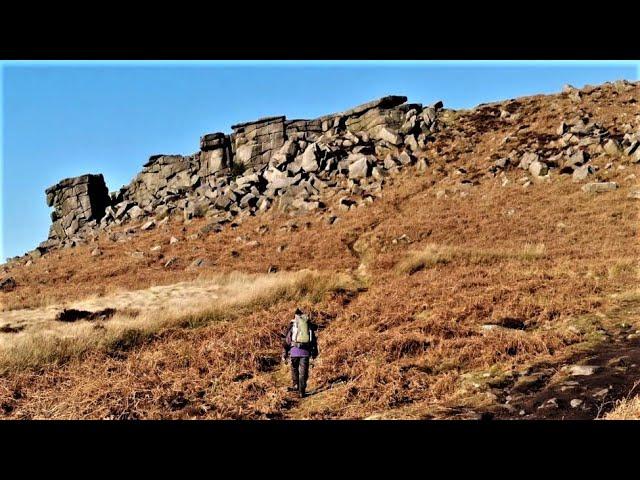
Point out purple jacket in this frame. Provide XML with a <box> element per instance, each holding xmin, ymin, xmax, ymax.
<box><xmin>283</xmin><ymin>320</ymin><xmax>319</xmax><ymax>358</ymax></box>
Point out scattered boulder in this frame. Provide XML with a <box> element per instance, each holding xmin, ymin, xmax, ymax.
<box><xmin>571</xmin><ymin>165</ymin><xmax>594</xmax><ymax>182</ymax></box>
<box><xmin>348</xmin><ymin>155</ymin><xmax>372</xmax><ymax>179</ymax></box>
<box><xmin>376</xmin><ymin>127</ymin><xmax>402</xmax><ymax>146</ymax></box>
<box><xmin>518</xmin><ymin>152</ymin><xmax>539</xmax><ymax>170</ymax></box>
<box><xmin>582</xmin><ymin>182</ymin><xmax>619</xmax><ymax>193</ymax></box>
<box><xmin>603</xmin><ymin>138</ymin><xmax>621</xmax><ymax>156</ymax></box>
<box><xmin>128</xmin><ymin>205</ymin><xmax>145</xmax><ymax>219</ymax></box>
<box><xmin>529</xmin><ymin>160</ymin><xmax>548</xmax><ymax>178</ymax></box>
<box><xmin>300</xmin><ymin>144</ymin><xmax>320</xmax><ymax>172</ymax></box>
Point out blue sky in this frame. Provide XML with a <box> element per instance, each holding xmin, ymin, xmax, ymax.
<box><xmin>1</xmin><ymin>61</ymin><xmax>638</xmax><ymax>261</ymax></box>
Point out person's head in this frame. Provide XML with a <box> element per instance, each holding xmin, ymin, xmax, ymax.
<box><xmin>294</xmin><ymin>307</ymin><xmax>303</xmax><ymax>316</ymax></box>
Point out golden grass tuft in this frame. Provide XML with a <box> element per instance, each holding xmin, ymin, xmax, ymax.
<box><xmin>396</xmin><ymin>243</ymin><xmax>547</xmax><ymax>275</ymax></box>
<box><xmin>604</xmin><ymin>381</ymin><xmax>640</xmax><ymax>419</ymax></box>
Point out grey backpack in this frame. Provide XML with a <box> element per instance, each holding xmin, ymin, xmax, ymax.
<box><xmin>291</xmin><ymin>314</ymin><xmax>312</xmax><ymax>347</ymax></box>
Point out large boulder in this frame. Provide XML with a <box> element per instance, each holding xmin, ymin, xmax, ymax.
<box><xmin>300</xmin><ymin>143</ymin><xmax>320</xmax><ymax>172</ymax></box>
<box><xmin>529</xmin><ymin>160</ymin><xmax>549</xmax><ymax>177</ymax></box>
<box><xmin>348</xmin><ymin>154</ymin><xmax>373</xmax><ymax>179</ymax></box>
<box><xmin>45</xmin><ymin>174</ymin><xmax>111</xmax><ymax>241</ymax></box>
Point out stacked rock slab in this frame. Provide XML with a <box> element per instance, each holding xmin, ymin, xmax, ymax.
<box><xmin>199</xmin><ymin>132</ymin><xmax>232</xmax><ymax>177</ymax></box>
<box><xmin>231</xmin><ymin>116</ymin><xmax>286</xmax><ymax>169</ymax></box>
<box><xmin>124</xmin><ymin>154</ymin><xmax>199</xmax><ymax>210</ymax></box>
<box><xmin>44</xmin><ymin>174</ymin><xmax>110</xmax><ymax>246</ymax></box>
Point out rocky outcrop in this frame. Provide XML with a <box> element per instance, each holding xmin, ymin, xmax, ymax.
<box><xmin>42</xmin><ymin>174</ymin><xmax>110</xmax><ymax>248</ymax></box>
<box><xmin>38</xmin><ymin>95</ymin><xmax>442</xmax><ymax>250</ymax></box>
<box><xmin>22</xmin><ymin>79</ymin><xmax>636</xmax><ymax>263</ymax></box>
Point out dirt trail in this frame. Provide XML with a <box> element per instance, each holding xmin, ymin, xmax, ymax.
<box><xmin>490</xmin><ymin>295</ymin><xmax>640</xmax><ymax>420</ymax></box>
<box><xmin>492</xmin><ymin>337</ymin><xmax>640</xmax><ymax>420</ymax></box>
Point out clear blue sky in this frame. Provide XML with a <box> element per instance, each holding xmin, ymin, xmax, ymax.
<box><xmin>1</xmin><ymin>61</ymin><xmax>638</xmax><ymax>261</ymax></box>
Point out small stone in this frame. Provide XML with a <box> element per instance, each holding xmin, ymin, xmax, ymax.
<box><xmin>538</xmin><ymin>398</ymin><xmax>559</xmax><ymax>409</ymax></box>
<box><xmin>141</xmin><ymin>219</ymin><xmax>156</xmax><ymax>231</ymax></box>
<box><xmin>592</xmin><ymin>388</ymin><xmax>609</xmax><ymax>399</ymax></box>
<box><xmin>189</xmin><ymin>258</ymin><xmax>206</xmax><ymax>268</ymax></box>
<box><xmin>570</xmin><ymin>399</ymin><xmax>583</xmax><ymax>408</ymax></box>
<box><xmin>150</xmin><ymin>245</ymin><xmax>162</xmax><ymax>252</ymax></box>
<box><xmin>91</xmin><ymin>248</ymin><xmax>102</xmax><ymax>257</ymax></box>
<box><xmin>169</xmin><ymin>236</ymin><xmax>179</xmax><ymax>244</ymax></box>
<box><xmin>627</xmin><ymin>190</ymin><xmax>640</xmax><ymax>200</ymax></box>
<box><xmin>567</xmin><ymin>365</ymin><xmax>600</xmax><ymax>376</ymax></box>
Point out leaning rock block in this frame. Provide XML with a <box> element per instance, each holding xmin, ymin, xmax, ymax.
<box><xmin>45</xmin><ymin>174</ymin><xmax>110</xmax><ymax>241</ymax></box>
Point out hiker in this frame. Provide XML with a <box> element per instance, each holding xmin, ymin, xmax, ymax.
<box><xmin>282</xmin><ymin>308</ymin><xmax>318</xmax><ymax>398</ymax></box>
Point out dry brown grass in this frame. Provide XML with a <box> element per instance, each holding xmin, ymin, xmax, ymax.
<box><xmin>0</xmin><ymin>81</ymin><xmax>638</xmax><ymax>419</ymax></box>
<box><xmin>0</xmin><ymin>270</ymin><xmax>357</xmax><ymax>375</ymax></box>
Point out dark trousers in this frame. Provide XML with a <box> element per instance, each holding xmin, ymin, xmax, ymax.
<box><xmin>290</xmin><ymin>357</ymin><xmax>310</xmax><ymax>395</ymax></box>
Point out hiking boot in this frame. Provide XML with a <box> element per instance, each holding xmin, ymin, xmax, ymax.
<box><xmin>299</xmin><ymin>389</ymin><xmax>306</xmax><ymax>398</ymax></box>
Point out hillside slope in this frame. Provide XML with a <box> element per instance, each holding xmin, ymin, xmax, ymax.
<box><xmin>1</xmin><ymin>80</ymin><xmax>639</xmax><ymax>419</ymax></box>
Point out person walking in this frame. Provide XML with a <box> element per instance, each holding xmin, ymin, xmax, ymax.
<box><xmin>282</xmin><ymin>308</ymin><xmax>318</xmax><ymax>398</ymax></box>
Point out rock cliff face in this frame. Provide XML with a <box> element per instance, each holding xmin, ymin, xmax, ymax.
<box><xmin>40</xmin><ymin>94</ymin><xmax>443</xmax><ymax>250</ymax></box>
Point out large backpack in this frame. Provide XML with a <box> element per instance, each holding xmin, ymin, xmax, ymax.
<box><xmin>291</xmin><ymin>314</ymin><xmax>312</xmax><ymax>347</ymax></box>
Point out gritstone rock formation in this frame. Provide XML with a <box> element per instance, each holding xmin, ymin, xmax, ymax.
<box><xmin>11</xmin><ymin>79</ymin><xmax>637</xmax><ymax>262</ymax></box>
<box><xmin>38</xmin><ymin>94</ymin><xmax>439</xmax><ymax>250</ymax></box>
